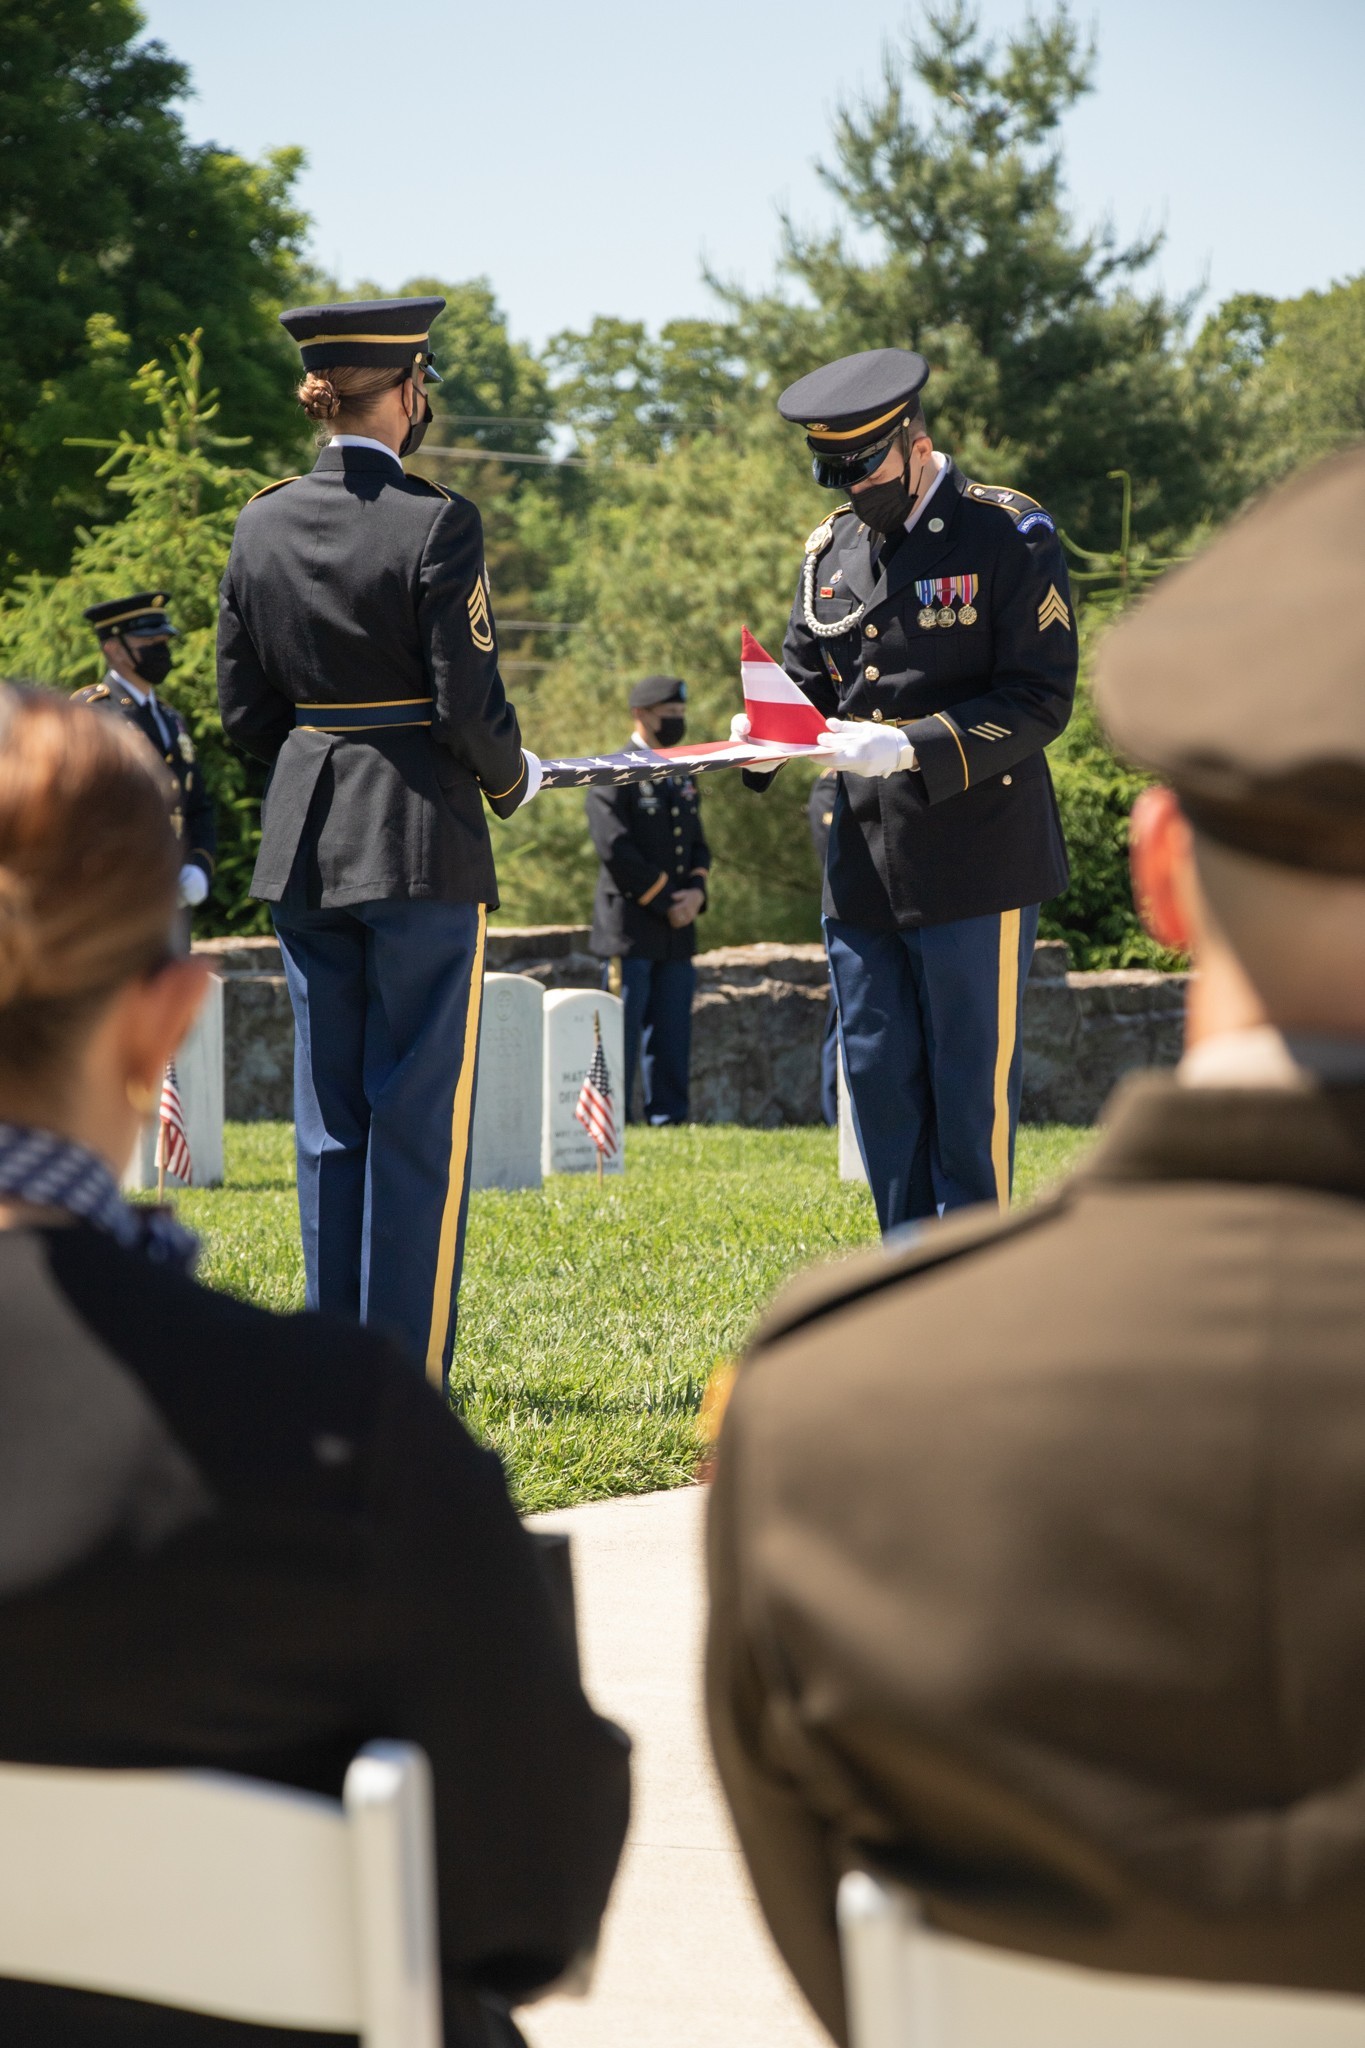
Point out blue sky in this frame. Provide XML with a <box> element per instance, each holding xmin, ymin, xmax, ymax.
<box><xmin>140</xmin><ymin>0</ymin><xmax>1364</xmax><ymax>350</ymax></box>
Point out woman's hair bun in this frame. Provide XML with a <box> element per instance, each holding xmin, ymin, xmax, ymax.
<box><xmin>0</xmin><ymin>867</ymin><xmax>38</xmax><ymax>1009</ymax></box>
<box><xmin>298</xmin><ymin>372</ymin><xmax>342</xmax><ymax>422</ymax></box>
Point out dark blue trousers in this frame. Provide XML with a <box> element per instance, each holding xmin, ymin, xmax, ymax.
<box><xmin>613</xmin><ymin>957</ymin><xmax>695</xmax><ymax>1124</ymax></box>
<box><xmin>826</xmin><ymin>906</ymin><xmax>1039</xmax><ymax>1234</ymax></box>
<box><xmin>273</xmin><ymin>898</ymin><xmax>486</xmax><ymax>1389</ymax></box>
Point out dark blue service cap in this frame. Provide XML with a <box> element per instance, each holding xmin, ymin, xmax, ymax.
<box><xmin>777</xmin><ymin>348</ymin><xmax>930</xmax><ymax>455</ymax></box>
<box><xmin>279</xmin><ymin>297</ymin><xmax>446</xmax><ymax>379</ymax></box>
<box><xmin>83</xmin><ymin>592</ymin><xmax>177</xmax><ymax>638</ymax></box>
<box><xmin>629</xmin><ymin>675</ymin><xmax>687</xmax><ymax>710</ymax></box>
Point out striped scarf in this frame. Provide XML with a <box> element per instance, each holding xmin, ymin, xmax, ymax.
<box><xmin>0</xmin><ymin>1123</ymin><xmax>199</xmax><ymax>1271</ymax></box>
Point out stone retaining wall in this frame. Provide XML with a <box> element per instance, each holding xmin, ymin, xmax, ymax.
<box><xmin>199</xmin><ymin>928</ymin><xmax>1187</xmax><ymax>1128</ymax></box>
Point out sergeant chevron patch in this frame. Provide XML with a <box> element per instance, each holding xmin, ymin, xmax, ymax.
<box><xmin>1038</xmin><ymin>585</ymin><xmax>1071</xmax><ymax>632</ymax></box>
<box><xmin>467</xmin><ymin>578</ymin><xmax>495</xmax><ymax>652</ymax></box>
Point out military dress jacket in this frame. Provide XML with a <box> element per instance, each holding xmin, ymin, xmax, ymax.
<box><xmin>708</xmin><ymin>1075</ymin><xmax>1365</xmax><ymax>2044</ymax></box>
<box><xmin>586</xmin><ymin>743</ymin><xmax>711</xmax><ymax>961</ymax></box>
<box><xmin>766</xmin><ymin>460</ymin><xmax>1078</xmax><ymax>930</ymax></box>
<box><xmin>217</xmin><ymin>446</ymin><xmax>526</xmax><ymax>911</ymax></box>
<box><xmin>0</xmin><ymin>1221</ymin><xmax>629</xmax><ymax>2048</ymax></box>
<box><xmin>73</xmin><ymin>681</ymin><xmax>216</xmax><ymax>888</ymax></box>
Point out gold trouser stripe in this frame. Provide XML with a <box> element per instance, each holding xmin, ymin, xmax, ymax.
<box><xmin>991</xmin><ymin>909</ymin><xmax>1022</xmax><ymax>1209</ymax></box>
<box><xmin>808</xmin><ymin>399</ymin><xmax>907</xmax><ymax>444</ymax></box>
<box><xmin>932</xmin><ymin>712</ymin><xmax>970</xmax><ymax>790</ymax></box>
<box><xmin>425</xmin><ymin>905</ymin><xmax>488</xmax><ymax>1383</ymax></box>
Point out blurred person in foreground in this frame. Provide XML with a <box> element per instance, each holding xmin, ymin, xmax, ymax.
<box><xmin>586</xmin><ymin>675</ymin><xmax>710</xmax><ymax>1123</ymax></box>
<box><xmin>707</xmin><ymin>446</ymin><xmax>1365</xmax><ymax>2043</ymax></box>
<box><xmin>0</xmin><ymin>688</ymin><xmax>628</xmax><ymax>2048</ymax></box>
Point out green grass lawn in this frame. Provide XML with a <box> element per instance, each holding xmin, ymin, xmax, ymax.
<box><xmin>175</xmin><ymin>1122</ymin><xmax>1095</xmax><ymax>1512</ymax></box>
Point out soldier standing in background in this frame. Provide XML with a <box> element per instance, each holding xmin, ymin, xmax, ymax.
<box><xmin>78</xmin><ymin>593</ymin><xmax>216</xmax><ymax>915</ymax></box>
<box><xmin>587</xmin><ymin>676</ymin><xmax>710</xmax><ymax>1124</ymax></box>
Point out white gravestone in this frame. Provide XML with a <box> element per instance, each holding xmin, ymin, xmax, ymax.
<box><xmin>837</xmin><ymin>1046</ymin><xmax>868</xmax><ymax>1184</ymax></box>
<box><xmin>123</xmin><ymin>974</ymin><xmax>225</xmax><ymax>1191</ymax></box>
<box><xmin>542</xmin><ymin>989</ymin><xmax>625</xmax><ymax>1177</ymax></box>
<box><xmin>470</xmin><ymin>972</ymin><xmax>544</xmax><ymax>1192</ymax></box>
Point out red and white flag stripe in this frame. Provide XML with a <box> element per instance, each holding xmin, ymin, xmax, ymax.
<box><xmin>741</xmin><ymin>626</ymin><xmax>829</xmax><ymax>746</ymax></box>
<box><xmin>158</xmin><ymin>1063</ymin><xmax>193</xmax><ymax>1185</ymax></box>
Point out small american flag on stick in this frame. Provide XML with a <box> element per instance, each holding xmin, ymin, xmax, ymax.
<box><xmin>574</xmin><ymin>1012</ymin><xmax>618</xmax><ymax>1179</ymax></box>
<box><xmin>157</xmin><ymin>1061</ymin><xmax>193</xmax><ymax>1194</ymax></box>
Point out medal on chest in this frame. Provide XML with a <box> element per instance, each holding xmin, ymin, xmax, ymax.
<box><xmin>915</xmin><ymin>574</ymin><xmax>980</xmax><ymax>629</ymax></box>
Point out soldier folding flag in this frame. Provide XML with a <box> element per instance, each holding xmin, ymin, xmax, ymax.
<box><xmin>158</xmin><ymin>1062</ymin><xmax>192</xmax><ymax>1186</ymax></box>
<box><xmin>536</xmin><ymin>631</ymin><xmax>836</xmax><ymax>788</ymax></box>
<box><xmin>574</xmin><ymin>1013</ymin><xmax>618</xmax><ymax>1160</ymax></box>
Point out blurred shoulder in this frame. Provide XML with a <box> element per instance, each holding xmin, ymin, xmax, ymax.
<box><xmin>751</xmin><ymin>1187</ymin><xmax>1073</xmax><ymax>1354</ymax></box>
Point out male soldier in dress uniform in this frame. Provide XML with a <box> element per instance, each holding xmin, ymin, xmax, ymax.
<box><xmin>741</xmin><ymin>349</ymin><xmax>1077</xmax><ymax>1231</ymax></box>
<box><xmin>587</xmin><ymin>676</ymin><xmax>710</xmax><ymax>1123</ymax></box>
<box><xmin>218</xmin><ymin>298</ymin><xmax>540</xmax><ymax>1387</ymax></box>
<box><xmin>708</xmin><ymin>446</ymin><xmax>1365</xmax><ymax>2043</ymax></box>
<box><xmin>77</xmin><ymin>593</ymin><xmax>216</xmax><ymax>912</ymax></box>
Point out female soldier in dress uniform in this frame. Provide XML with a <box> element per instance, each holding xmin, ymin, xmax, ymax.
<box><xmin>217</xmin><ymin>298</ymin><xmax>542</xmax><ymax>1388</ymax></box>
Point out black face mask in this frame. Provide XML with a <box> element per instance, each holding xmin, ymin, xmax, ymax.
<box><xmin>654</xmin><ymin>715</ymin><xmax>686</xmax><ymax>747</ymax></box>
<box><xmin>400</xmin><ymin>395</ymin><xmax>433</xmax><ymax>458</ymax></box>
<box><xmin>854</xmin><ymin>474</ymin><xmax>918</xmax><ymax>536</ymax></box>
<box><xmin>127</xmin><ymin>639</ymin><xmax>172</xmax><ymax>686</ymax></box>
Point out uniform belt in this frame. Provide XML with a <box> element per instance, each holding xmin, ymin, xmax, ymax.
<box><xmin>294</xmin><ymin>699</ymin><xmax>434</xmax><ymax>731</ymax></box>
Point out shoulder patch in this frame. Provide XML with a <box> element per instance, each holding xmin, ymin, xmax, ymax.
<box><xmin>751</xmin><ymin>1186</ymin><xmax>1073</xmax><ymax>1351</ymax></box>
<box><xmin>803</xmin><ymin>501</ymin><xmax>854</xmax><ymax>555</ymax></box>
<box><xmin>244</xmin><ymin>475</ymin><xmax>301</xmax><ymax>507</ymax></box>
<box><xmin>966</xmin><ymin>480</ymin><xmax>1045</xmax><ymax>521</ymax></box>
<box><xmin>407</xmin><ymin>473</ymin><xmax>452</xmax><ymax>500</ymax></box>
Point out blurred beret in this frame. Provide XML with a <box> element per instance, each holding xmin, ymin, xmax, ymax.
<box><xmin>1096</xmin><ymin>445</ymin><xmax>1365</xmax><ymax>875</ymax></box>
<box><xmin>629</xmin><ymin>675</ymin><xmax>687</xmax><ymax>710</ymax></box>
<box><xmin>778</xmin><ymin>348</ymin><xmax>929</xmax><ymax>455</ymax></box>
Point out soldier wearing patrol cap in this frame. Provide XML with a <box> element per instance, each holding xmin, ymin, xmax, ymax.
<box><xmin>708</xmin><ymin>447</ymin><xmax>1365</xmax><ymax>2039</ymax></box>
<box><xmin>586</xmin><ymin>675</ymin><xmax>711</xmax><ymax>1123</ymax></box>
<box><xmin>217</xmin><ymin>297</ymin><xmax>542</xmax><ymax>1389</ymax></box>
<box><xmin>77</xmin><ymin>592</ymin><xmax>217</xmax><ymax>913</ymax></box>
<box><xmin>740</xmin><ymin>348</ymin><xmax>1078</xmax><ymax>1231</ymax></box>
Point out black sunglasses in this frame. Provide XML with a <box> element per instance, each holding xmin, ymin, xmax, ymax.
<box><xmin>810</xmin><ymin>430</ymin><xmax>900</xmax><ymax>491</ymax></box>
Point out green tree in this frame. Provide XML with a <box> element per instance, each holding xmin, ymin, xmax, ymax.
<box><xmin>0</xmin><ymin>333</ymin><xmax>271</xmax><ymax>931</ymax></box>
<box><xmin>718</xmin><ymin>2</ymin><xmax>1252</xmax><ymax>548</ymax></box>
<box><xmin>0</xmin><ymin>0</ymin><xmax>311</xmax><ymax>581</ymax></box>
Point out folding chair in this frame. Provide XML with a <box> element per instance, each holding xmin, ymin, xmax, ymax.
<box><xmin>838</xmin><ymin>1868</ymin><xmax>1365</xmax><ymax>2048</ymax></box>
<box><xmin>0</xmin><ymin>1740</ymin><xmax>440</xmax><ymax>2047</ymax></box>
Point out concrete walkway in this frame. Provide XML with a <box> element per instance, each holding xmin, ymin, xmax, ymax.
<box><xmin>522</xmin><ymin>1487</ymin><xmax>827</xmax><ymax>2048</ymax></box>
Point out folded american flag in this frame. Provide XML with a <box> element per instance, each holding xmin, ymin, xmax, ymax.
<box><xmin>574</xmin><ymin>1014</ymin><xmax>618</xmax><ymax>1161</ymax></box>
<box><xmin>158</xmin><ymin>1061</ymin><xmax>193</xmax><ymax>1185</ymax></box>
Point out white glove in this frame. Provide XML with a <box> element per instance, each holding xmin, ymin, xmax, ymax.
<box><xmin>178</xmin><ymin>862</ymin><xmax>209</xmax><ymax>907</ymax></box>
<box><xmin>517</xmin><ymin>749</ymin><xmax>544</xmax><ymax>807</ymax></box>
<box><xmin>729</xmin><ymin>712</ymin><xmax>752</xmax><ymax>742</ymax></box>
<box><xmin>823</xmin><ymin>718</ymin><xmax>917</xmax><ymax>778</ymax></box>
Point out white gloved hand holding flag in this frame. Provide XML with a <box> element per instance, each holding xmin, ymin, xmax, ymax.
<box><xmin>822</xmin><ymin>718</ymin><xmax>917</xmax><ymax>778</ymax></box>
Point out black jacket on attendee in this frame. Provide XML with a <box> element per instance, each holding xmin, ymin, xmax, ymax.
<box><xmin>0</xmin><ymin>1224</ymin><xmax>629</xmax><ymax>2048</ymax></box>
<box><xmin>217</xmin><ymin>446</ymin><xmax>526</xmax><ymax>910</ymax></box>
<box><xmin>586</xmin><ymin>752</ymin><xmax>711</xmax><ymax>962</ymax></box>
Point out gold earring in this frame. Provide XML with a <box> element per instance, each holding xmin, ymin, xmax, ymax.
<box><xmin>126</xmin><ymin>1078</ymin><xmax>158</xmax><ymax>1115</ymax></box>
